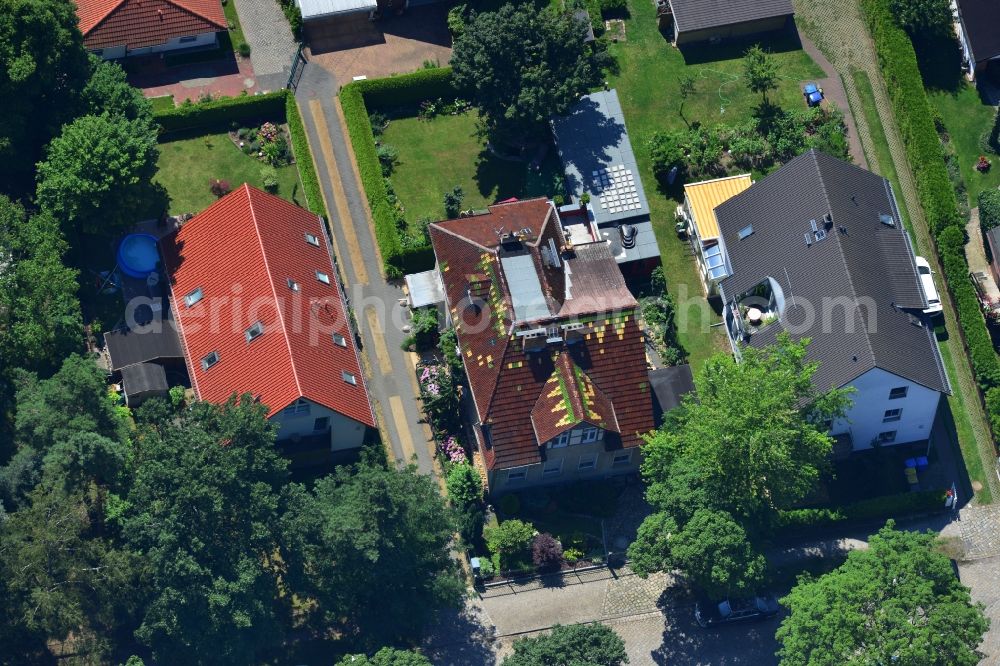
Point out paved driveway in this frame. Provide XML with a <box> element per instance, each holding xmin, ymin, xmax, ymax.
<box><xmin>306</xmin><ymin>4</ymin><xmax>452</xmax><ymax>86</ymax></box>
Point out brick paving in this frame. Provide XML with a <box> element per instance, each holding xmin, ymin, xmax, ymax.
<box><xmin>306</xmin><ymin>5</ymin><xmax>452</xmax><ymax>86</ymax></box>
<box><xmin>792</xmin><ymin>0</ymin><xmax>1000</xmax><ymax>505</ymax></box>
<box><xmin>234</xmin><ymin>0</ymin><xmax>298</xmax><ymax>88</ymax></box>
<box><xmin>957</xmin><ymin>555</ymin><xmax>1000</xmax><ymax>665</ymax></box>
<box><xmin>128</xmin><ymin>52</ymin><xmax>256</xmax><ymax>102</ymax></box>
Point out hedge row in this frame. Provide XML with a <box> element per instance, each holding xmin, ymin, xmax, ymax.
<box><xmin>980</xmin><ymin>189</ymin><xmax>1000</xmax><ymax>231</ymax></box>
<box><xmin>284</xmin><ymin>93</ymin><xmax>325</xmax><ymax>218</ymax></box>
<box><xmin>776</xmin><ymin>490</ymin><xmax>946</xmax><ymax>534</ymax></box>
<box><xmin>154</xmin><ymin>90</ymin><xmax>288</xmax><ymax>134</ymax></box>
<box><xmin>861</xmin><ymin>0</ymin><xmax>1000</xmax><ymax>427</ymax></box>
<box><xmin>341</xmin><ymin>69</ymin><xmax>455</xmax><ymax>276</ymax></box>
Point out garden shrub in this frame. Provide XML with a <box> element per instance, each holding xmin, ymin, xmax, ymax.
<box><xmin>237</xmin><ymin>41</ymin><xmax>251</xmax><ymax>58</ymax></box>
<box><xmin>260</xmin><ymin>166</ymin><xmax>279</xmax><ymax>193</ymax></box>
<box><xmin>377</xmin><ymin>143</ymin><xmax>398</xmax><ymax>177</ymax></box>
<box><xmin>485</xmin><ymin>519</ymin><xmax>536</xmax><ymax>570</ymax></box>
<box><xmin>980</xmin><ymin>189</ymin><xmax>1000</xmax><ymax>230</ymax></box>
<box><xmin>532</xmin><ymin>533</ymin><xmax>564</xmax><ymax>571</ymax></box>
<box><xmin>209</xmin><ymin>178</ymin><xmax>231</xmax><ymax>198</ymax></box>
<box><xmin>982</xmin><ymin>106</ymin><xmax>1000</xmax><ymax>155</ymax></box>
<box><xmin>498</xmin><ymin>492</ymin><xmax>521</xmax><ymax>517</ymax></box>
<box><xmin>777</xmin><ymin>490</ymin><xmax>945</xmax><ymax>533</ymax></box>
<box><xmin>446</xmin><ymin>463</ymin><xmax>482</xmax><ymax>509</ymax></box>
<box><xmin>404</xmin><ymin>306</ymin><xmax>439</xmax><ymax>352</ymax></box>
<box><xmin>154</xmin><ymin>90</ymin><xmax>287</xmax><ymax>134</ymax></box>
<box><xmin>443</xmin><ymin>186</ymin><xmax>465</xmax><ymax>219</ymax></box>
<box><xmin>599</xmin><ymin>0</ymin><xmax>627</xmax><ymax>16</ymax></box>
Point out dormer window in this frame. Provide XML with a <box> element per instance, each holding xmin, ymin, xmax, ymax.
<box><xmin>201</xmin><ymin>351</ymin><xmax>219</xmax><ymax>370</ymax></box>
<box><xmin>305</xmin><ymin>232</ymin><xmax>320</xmax><ymax>246</ymax></box>
<box><xmin>184</xmin><ymin>287</ymin><xmax>204</xmax><ymax>307</ymax></box>
<box><xmin>245</xmin><ymin>321</ymin><xmax>264</xmax><ymax>342</ymax></box>
<box><xmin>342</xmin><ymin>371</ymin><xmax>357</xmax><ymax>385</ymax></box>
<box><xmin>287</xmin><ymin>278</ymin><xmax>300</xmax><ymax>292</ymax></box>
<box><xmin>316</xmin><ymin>271</ymin><xmax>330</xmax><ymax>285</ymax></box>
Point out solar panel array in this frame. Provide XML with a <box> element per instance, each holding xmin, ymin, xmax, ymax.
<box><xmin>595</xmin><ymin>165</ymin><xmax>641</xmax><ymax>214</ymax></box>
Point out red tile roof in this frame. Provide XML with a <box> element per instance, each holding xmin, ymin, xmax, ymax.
<box><xmin>429</xmin><ymin>199</ymin><xmax>653</xmax><ymax>470</ymax></box>
<box><xmin>76</xmin><ymin>0</ymin><xmax>227</xmax><ymax>51</ymax></box>
<box><xmin>161</xmin><ymin>184</ymin><xmax>374</xmax><ymax>428</ymax></box>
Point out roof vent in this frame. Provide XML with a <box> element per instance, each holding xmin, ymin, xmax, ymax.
<box><xmin>804</xmin><ymin>232</ymin><xmax>813</xmax><ymax>247</ymax></box>
<box><xmin>880</xmin><ymin>213</ymin><xmax>895</xmax><ymax>227</ymax></box>
<box><xmin>620</xmin><ymin>224</ymin><xmax>637</xmax><ymax>249</ymax></box>
<box><xmin>823</xmin><ymin>212</ymin><xmax>833</xmax><ymax>228</ymax></box>
<box><xmin>839</xmin><ymin>226</ymin><xmax>849</xmax><ymax>235</ymax></box>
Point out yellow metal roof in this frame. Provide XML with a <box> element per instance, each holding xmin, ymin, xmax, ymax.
<box><xmin>684</xmin><ymin>174</ymin><xmax>753</xmax><ymax>242</ymax></box>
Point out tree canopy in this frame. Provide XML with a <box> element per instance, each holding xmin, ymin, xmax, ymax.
<box><xmin>36</xmin><ymin>112</ymin><xmax>159</xmax><ymax>238</ymax></box>
<box><xmin>122</xmin><ymin>396</ymin><xmax>288</xmax><ymax>664</ymax></box>
<box><xmin>0</xmin><ymin>0</ymin><xmax>90</xmax><ymax>195</ymax></box>
<box><xmin>82</xmin><ymin>56</ymin><xmax>154</xmax><ymax>122</ymax></box>
<box><xmin>889</xmin><ymin>0</ymin><xmax>953</xmax><ymax>37</ymax></box>
<box><xmin>336</xmin><ymin>647</ymin><xmax>433</xmax><ymax>666</ymax></box>
<box><xmin>451</xmin><ymin>4</ymin><xmax>602</xmax><ymax>145</ymax></box>
<box><xmin>629</xmin><ymin>335</ymin><xmax>851</xmax><ymax>595</ymax></box>
<box><xmin>281</xmin><ymin>461</ymin><xmax>464</xmax><ymax>648</ymax></box>
<box><xmin>776</xmin><ymin>522</ymin><xmax>989</xmax><ymax>666</ymax></box>
<box><xmin>743</xmin><ymin>45</ymin><xmax>779</xmax><ymax>104</ymax></box>
<box><xmin>502</xmin><ymin>623</ymin><xmax>629</xmax><ymax>666</ymax></box>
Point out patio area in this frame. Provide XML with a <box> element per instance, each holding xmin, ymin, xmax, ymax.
<box><xmin>127</xmin><ymin>52</ymin><xmax>258</xmax><ymax>103</ymax></box>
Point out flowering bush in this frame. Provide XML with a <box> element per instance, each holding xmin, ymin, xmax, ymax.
<box><xmin>441</xmin><ymin>435</ymin><xmax>466</xmax><ymax>464</ymax></box>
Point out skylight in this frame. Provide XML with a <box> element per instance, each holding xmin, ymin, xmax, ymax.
<box><xmin>738</xmin><ymin>224</ymin><xmax>754</xmax><ymax>240</ymax></box>
<box><xmin>880</xmin><ymin>213</ymin><xmax>895</xmax><ymax>227</ymax></box>
<box><xmin>245</xmin><ymin>321</ymin><xmax>264</xmax><ymax>342</ymax></box>
<box><xmin>316</xmin><ymin>271</ymin><xmax>330</xmax><ymax>284</ymax></box>
<box><xmin>333</xmin><ymin>333</ymin><xmax>347</xmax><ymax>347</ymax></box>
<box><xmin>184</xmin><ymin>287</ymin><xmax>204</xmax><ymax>307</ymax></box>
<box><xmin>201</xmin><ymin>351</ymin><xmax>219</xmax><ymax>370</ymax></box>
<box><xmin>305</xmin><ymin>232</ymin><xmax>320</xmax><ymax>247</ymax></box>
<box><xmin>342</xmin><ymin>370</ymin><xmax>357</xmax><ymax>385</ymax></box>
<box><xmin>287</xmin><ymin>278</ymin><xmax>300</xmax><ymax>292</ymax></box>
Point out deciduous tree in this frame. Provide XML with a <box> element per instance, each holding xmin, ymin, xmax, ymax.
<box><xmin>669</xmin><ymin>509</ymin><xmax>766</xmax><ymax>598</ymax></box>
<box><xmin>777</xmin><ymin>522</ymin><xmax>989</xmax><ymax>666</ymax></box>
<box><xmin>502</xmin><ymin>623</ymin><xmax>628</xmax><ymax>666</ymax></box>
<box><xmin>743</xmin><ymin>45</ymin><xmax>778</xmax><ymax>105</ymax></box>
<box><xmin>81</xmin><ymin>56</ymin><xmax>154</xmax><ymax>122</ymax></box>
<box><xmin>0</xmin><ymin>0</ymin><xmax>90</xmax><ymax>195</ymax></box>
<box><xmin>36</xmin><ymin>113</ymin><xmax>159</xmax><ymax>238</ymax></box>
<box><xmin>336</xmin><ymin>648</ymin><xmax>432</xmax><ymax>666</ymax></box>
<box><xmin>281</xmin><ymin>462</ymin><xmax>463</xmax><ymax>648</ymax></box>
<box><xmin>451</xmin><ymin>4</ymin><xmax>601</xmax><ymax>145</ymax></box>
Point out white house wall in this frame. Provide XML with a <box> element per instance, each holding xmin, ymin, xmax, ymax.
<box><xmin>270</xmin><ymin>399</ymin><xmax>366</xmax><ymax>451</ymax></box>
<box><xmin>95</xmin><ymin>31</ymin><xmax>218</xmax><ymax>59</ymax></box>
<box><xmin>830</xmin><ymin>367</ymin><xmax>940</xmax><ymax>450</ymax></box>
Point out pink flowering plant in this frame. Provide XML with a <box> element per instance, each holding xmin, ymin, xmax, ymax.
<box><xmin>441</xmin><ymin>435</ymin><xmax>467</xmax><ymax>465</ymax></box>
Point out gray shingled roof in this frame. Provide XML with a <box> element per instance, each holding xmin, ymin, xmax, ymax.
<box><xmin>668</xmin><ymin>0</ymin><xmax>794</xmax><ymax>33</ymax></box>
<box><xmin>717</xmin><ymin>149</ymin><xmax>950</xmax><ymax>395</ymax></box>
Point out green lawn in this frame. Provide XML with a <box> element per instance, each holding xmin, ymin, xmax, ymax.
<box><xmin>380</xmin><ymin>111</ymin><xmax>565</xmax><ymax>229</ymax></box>
<box><xmin>605</xmin><ymin>0</ymin><xmax>824</xmax><ymax>368</ymax></box>
<box><xmin>927</xmin><ymin>82</ymin><xmax>1000</xmax><ymax>203</ymax></box>
<box><xmin>155</xmin><ymin>130</ymin><xmax>304</xmax><ymax>215</ymax></box>
<box><xmin>850</xmin><ymin>69</ymin><xmax>913</xmax><ymax>231</ymax></box>
<box><xmin>149</xmin><ymin>95</ymin><xmax>175</xmax><ymax>112</ymax></box>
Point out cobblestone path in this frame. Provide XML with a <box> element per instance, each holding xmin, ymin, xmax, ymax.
<box><xmin>233</xmin><ymin>0</ymin><xmax>298</xmax><ymax>90</ymax></box>
<box><xmin>793</xmin><ymin>0</ymin><xmax>1000</xmax><ymax>504</ymax></box>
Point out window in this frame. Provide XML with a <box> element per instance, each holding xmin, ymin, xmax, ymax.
<box><xmin>578</xmin><ymin>455</ymin><xmax>597</xmax><ymax>471</ymax></box>
<box><xmin>883</xmin><ymin>408</ymin><xmax>903</xmax><ymax>423</ymax></box>
<box><xmin>738</xmin><ymin>224</ymin><xmax>754</xmax><ymax>240</ymax></box>
<box><xmin>542</xmin><ymin>461</ymin><xmax>562</xmax><ymax>478</ymax></box>
<box><xmin>92</xmin><ymin>49</ymin><xmax>104</xmax><ymax>57</ymax></box>
<box><xmin>549</xmin><ymin>431</ymin><xmax>570</xmax><ymax>449</ymax></box>
<box><xmin>877</xmin><ymin>430</ymin><xmax>897</xmax><ymax>444</ymax></box>
<box><xmin>342</xmin><ymin>370</ymin><xmax>357</xmax><ymax>385</ymax></box>
<box><xmin>245</xmin><ymin>321</ymin><xmax>264</xmax><ymax>342</ymax></box>
<box><xmin>332</xmin><ymin>332</ymin><xmax>347</xmax><ymax>347</ymax></box>
<box><xmin>184</xmin><ymin>287</ymin><xmax>204</xmax><ymax>308</ymax></box>
<box><xmin>200</xmin><ymin>351</ymin><xmax>219</xmax><ymax>370</ymax></box>
<box><xmin>580</xmin><ymin>427</ymin><xmax>600</xmax><ymax>444</ymax></box>
<box><xmin>313</xmin><ymin>417</ymin><xmax>330</xmax><ymax>431</ymax></box>
<box><xmin>612</xmin><ymin>451</ymin><xmax>632</xmax><ymax>467</ymax></box>
<box><xmin>889</xmin><ymin>386</ymin><xmax>908</xmax><ymax>400</ymax></box>
<box><xmin>316</xmin><ymin>271</ymin><xmax>330</xmax><ymax>285</ymax></box>
<box><xmin>507</xmin><ymin>469</ymin><xmax>527</xmax><ymax>483</ymax></box>
<box><xmin>287</xmin><ymin>278</ymin><xmax>300</xmax><ymax>292</ymax></box>
<box><xmin>305</xmin><ymin>232</ymin><xmax>320</xmax><ymax>247</ymax></box>
<box><xmin>179</xmin><ymin>35</ymin><xmax>198</xmax><ymax>43</ymax></box>
<box><xmin>283</xmin><ymin>398</ymin><xmax>310</xmax><ymax>415</ymax></box>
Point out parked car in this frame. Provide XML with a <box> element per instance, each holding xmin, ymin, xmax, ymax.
<box><xmin>915</xmin><ymin>256</ymin><xmax>943</xmax><ymax>315</ymax></box>
<box><xmin>695</xmin><ymin>594</ymin><xmax>780</xmax><ymax>628</ymax></box>
<box><xmin>803</xmin><ymin>82</ymin><xmax>824</xmax><ymax>107</ymax></box>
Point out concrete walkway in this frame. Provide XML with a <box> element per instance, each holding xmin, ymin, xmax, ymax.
<box><xmin>293</xmin><ymin>62</ymin><xmax>437</xmax><ymax>475</ymax></box>
<box><xmin>233</xmin><ymin>0</ymin><xmax>299</xmax><ymax>91</ymax></box>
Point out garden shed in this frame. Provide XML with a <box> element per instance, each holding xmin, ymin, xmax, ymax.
<box><xmin>662</xmin><ymin>0</ymin><xmax>794</xmax><ymax>46</ymax></box>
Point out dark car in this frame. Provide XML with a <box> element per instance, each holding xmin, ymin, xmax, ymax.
<box><xmin>694</xmin><ymin>594</ymin><xmax>780</xmax><ymax>628</ymax></box>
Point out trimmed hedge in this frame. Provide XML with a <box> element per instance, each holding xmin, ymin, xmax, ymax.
<box><xmin>341</xmin><ymin>69</ymin><xmax>456</xmax><ymax>276</ymax></box>
<box><xmin>285</xmin><ymin>93</ymin><xmax>325</xmax><ymax>217</ymax></box>
<box><xmin>980</xmin><ymin>189</ymin><xmax>1000</xmax><ymax>231</ymax></box>
<box><xmin>862</xmin><ymin>0</ymin><xmax>1000</xmax><ymax>433</ymax></box>
<box><xmin>154</xmin><ymin>90</ymin><xmax>288</xmax><ymax>134</ymax></box>
<box><xmin>777</xmin><ymin>490</ymin><xmax>946</xmax><ymax>534</ymax></box>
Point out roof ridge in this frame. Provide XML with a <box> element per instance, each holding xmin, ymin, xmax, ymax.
<box><xmin>429</xmin><ymin>221</ymin><xmax>494</xmax><ymax>252</ymax></box>
<box><xmin>80</xmin><ymin>0</ymin><xmax>129</xmax><ymax>35</ymax></box>
<box><xmin>245</xmin><ymin>183</ymin><xmax>305</xmax><ymax>401</ymax></box>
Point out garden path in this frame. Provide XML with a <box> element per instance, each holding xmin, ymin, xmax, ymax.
<box><xmin>234</xmin><ymin>0</ymin><xmax>298</xmax><ymax>90</ymax></box>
